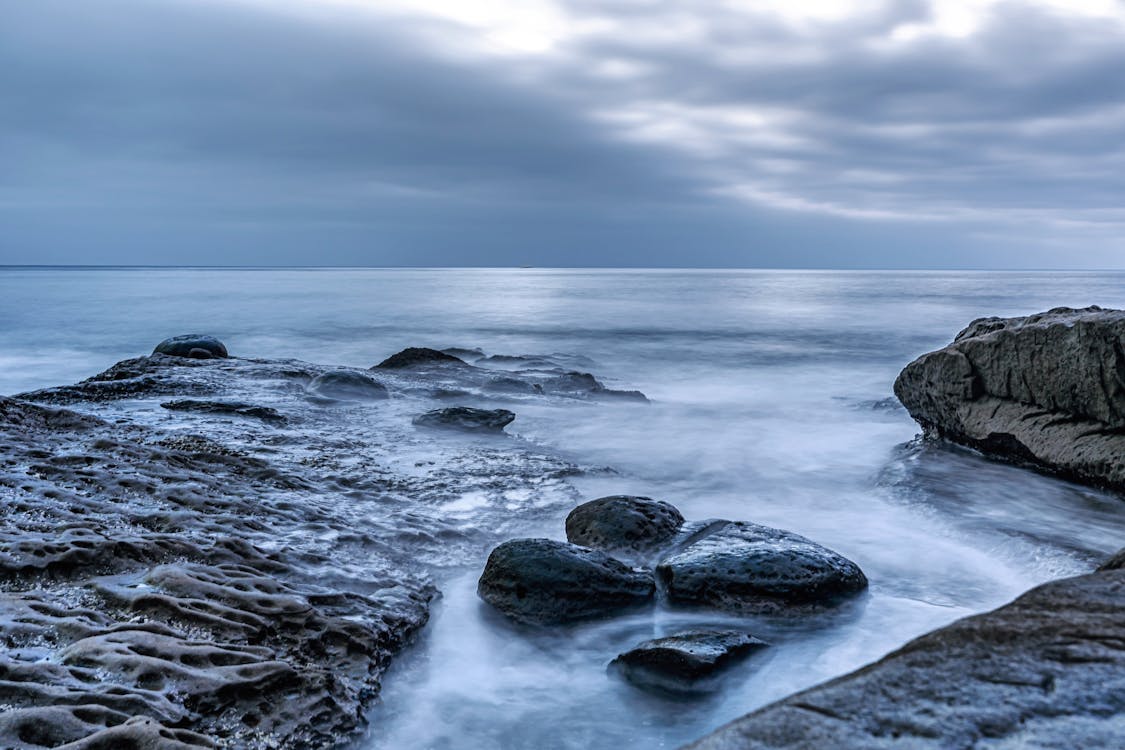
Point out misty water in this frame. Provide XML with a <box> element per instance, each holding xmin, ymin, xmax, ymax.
<box><xmin>3</xmin><ymin>268</ymin><xmax>1124</xmax><ymax>749</ymax></box>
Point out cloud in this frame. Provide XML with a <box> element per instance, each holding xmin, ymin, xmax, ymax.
<box><xmin>1</xmin><ymin>0</ymin><xmax>1123</xmax><ymax>266</ymax></box>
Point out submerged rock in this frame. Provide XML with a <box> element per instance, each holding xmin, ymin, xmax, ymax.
<box><xmin>307</xmin><ymin>369</ymin><xmax>390</xmax><ymax>400</ymax></box>
<box><xmin>153</xmin><ymin>335</ymin><xmax>228</xmax><ymax>359</ymax></box>
<box><xmin>657</xmin><ymin>521</ymin><xmax>867</xmax><ymax>614</ymax></box>
<box><xmin>161</xmin><ymin>399</ymin><xmax>286</xmax><ymax>425</ymax></box>
<box><xmin>374</xmin><ymin>347</ymin><xmax>467</xmax><ymax>369</ymax></box>
<box><xmin>477</xmin><ymin>538</ymin><xmax>654</xmax><ymax>625</ymax></box>
<box><xmin>566</xmin><ymin>496</ymin><xmax>685</xmax><ymax>562</ymax></box>
<box><xmin>413</xmin><ymin>406</ymin><xmax>515</xmax><ymax>432</ymax></box>
<box><xmin>895</xmin><ymin>306</ymin><xmax>1125</xmax><ymax>490</ymax></box>
<box><xmin>685</xmin><ymin>553</ymin><xmax>1125</xmax><ymax>750</ymax></box>
<box><xmin>610</xmin><ymin>630</ymin><xmax>767</xmax><ymax>693</ymax></box>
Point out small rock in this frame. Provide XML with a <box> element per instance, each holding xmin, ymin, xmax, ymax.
<box><xmin>610</xmin><ymin>630</ymin><xmax>768</xmax><ymax>693</ymax></box>
<box><xmin>413</xmin><ymin>407</ymin><xmax>515</xmax><ymax>432</ymax></box>
<box><xmin>307</xmin><ymin>370</ymin><xmax>390</xmax><ymax>401</ymax></box>
<box><xmin>153</xmin><ymin>335</ymin><xmax>228</xmax><ymax>359</ymax></box>
<box><xmin>478</xmin><ymin>538</ymin><xmax>655</xmax><ymax>625</ymax></box>
<box><xmin>374</xmin><ymin>347</ymin><xmax>467</xmax><ymax>369</ymax></box>
<box><xmin>566</xmin><ymin>496</ymin><xmax>684</xmax><ymax>562</ymax></box>
<box><xmin>657</xmin><ymin>521</ymin><xmax>867</xmax><ymax>614</ymax></box>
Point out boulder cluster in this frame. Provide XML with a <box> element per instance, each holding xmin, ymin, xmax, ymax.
<box><xmin>478</xmin><ymin>495</ymin><xmax>868</xmax><ymax>692</ymax></box>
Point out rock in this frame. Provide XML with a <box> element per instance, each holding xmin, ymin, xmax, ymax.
<box><xmin>413</xmin><ymin>406</ymin><xmax>515</xmax><ymax>432</ymax></box>
<box><xmin>442</xmin><ymin>347</ymin><xmax>485</xmax><ymax>360</ymax></box>
<box><xmin>307</xmin><ymin>370</ymin><xmax>390</xmax><ymax>401</ymax></box>
<box><xmin>160</xmin><ymin>400</ymin><xmax>286</xmax><ymax>425</ymax></box>
<box><xmin>894</xmin><ymin>306</ymin><xmax>1125</xmax><ymax>490</ymax></box>
<box><xmin>153</xmin><ymin>335</ymin><xmax>228</xmax><ymax>359</ymax></box>
<box><xmin>610</xmin><ymin>630</ymin><xmax>767</xmax><ymax>693</ymax></box>
<box><xmin>483</xmin><ymin>376</ymin><xmax>544</xmax><ymax>395</ymax></box>
<box><xmin>565</xmin><ymin>496</ymin><xmax>685</xmax><ymax>562</ymax></box>
<box><xmin>684</xmin><ymin>557</ymin><xmax>1125</xmax><ymax>750</ymax></box>
<box><xmin>477</xmin><ymin>538</ymin><xmax>654</xmax><ymax>625</ymax></box>
<box><xmin>656</xmin><ymin>521</ymin><xmax>867</xmax><ymax>614</ymax></box>
<box><xmin>374</xmin><ymin>347</ymin><xmax>467</xmax><ymax>369</ymax></box>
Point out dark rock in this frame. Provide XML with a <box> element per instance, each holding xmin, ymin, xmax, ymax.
<box><xmin>566</xmin><ymin>496</ymin><xmax>684</xmax><ymax>562</ymax></box>
<box><xmin>374</xmin><ymin>347</ymin><xmax>466</xmax><ymax>369</ymax></box>
<box><xmin>153</xmin><ymin>335</ymin><xmax>228</xmax><ymax>359</ymax></box>
<box><xmin>540</xmin><ymin>371</ymin><xmax>648</xmax><ymax>402</ymax></box>
<box><xmin>894</xmin><ymin>306</ymin><xmax>1125</xmax><ymax>490</ymax></box>
<box><xmin>657</xmin><ymin>521</ymin><xmax>867</xmax><ymax>614</ymax></box>
<box><xmin>307</xmin><ymin>370</ymin><xmax>390</xmax><ymax>401</ymax></box>
<box><xmin>610</xmin><ymin>630</ymin><xmax>767</xmax><ymax>693</ymax></box>
<box><xmin>413</xmin><ymin>406</ymin><xmax>515</xmax><ymax>432</ymax></box>
<box><xmin>684</xmin><ymin>558</ymin><xmax>1125</xmax><ymax>750</ymax></box>
<box><xmin>161</xmin><ymin>400</ymin><xmax>286</xmax><ymax>425</ymax></box>
<box><xmin>477</xmin><ymin>538</ymin><xmax>654</xmax><ymax>625</ymax></box>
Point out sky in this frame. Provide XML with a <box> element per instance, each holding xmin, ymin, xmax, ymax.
<box><xmin>2</xmin><ymin>0</ymin><xmax>1124</xmax><ymax>268</ymax></box>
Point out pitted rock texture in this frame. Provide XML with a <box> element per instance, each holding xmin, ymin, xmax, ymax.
<box><xmin>160</xmin><ymin>400</ymin><xmax>286</xmax><ymax>425</ymax></box>
<box><xmin>610</xmin><ymin>630</ymin><xmax>767</xmax><ymax>694</ymax></box>
<box><xmin>684</xmin><ymin>555</ymin><xmax>1125</xmax><ymax>750</ymax></box>
<box><xmin>3</xmin><ymin>343</ymin><xmax>644</xmax><ymax>748</ymax></box>
<box><xmin>412</xmin><ymin>407</ymin><xmax>515</xmax><ymax>432</ymax></box>
<box><xmin>306</xmin><ymin>370</ymin><xmax>390</xmax><ymax>401</ymax></box>
<box><xmin>153</xmin><ymin>335</ymin><xmax>229</xmax><ymax>359</ymax></box>
<box><xmin>566</xmin><ymin>496</ymin><xmax>685</xmax><ymax>563</ymax></box>
<box><xmin>478</xmin><ymin>539</ymin><xmax>655</xmax><ymax>625</ymax></box>
<box><xmin>656</xmin><ymin>521</ymin><xmax>867</xmax><ymax>614</ymax></box>
<box><xmin>894</xmin><ymin>306</ymin><xmax>1125</xmax><ymax>490</ymax></box>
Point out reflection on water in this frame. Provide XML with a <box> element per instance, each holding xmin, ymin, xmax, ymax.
<box><xmin>2</xmin><ymin>268</ymin><xmax>1124</xmax><ymax>749</ymax></box>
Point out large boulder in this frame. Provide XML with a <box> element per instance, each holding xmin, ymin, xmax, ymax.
<box><xmin>153</xmin><ymin>335</ymin><xmax>228</xmax><ymax>359</ymax></box>
<box><xmin>684</xmin><ymin>552</ymin><xmax>1125</xmax><ymax>750</ymax></box>
<box><xmin>566</xmin><ymin>496</ymin><xmax>685</xmax><ymax>562</ymax></box>
<box><xmin>477</xmin><ymin>538</ymin><xmax>654</xmax><ymax>625</ymax></box>
<box><xmin>307</xmin><ymin>370</ymin><xmax>390</xmax><ymax>401</ymax></box>
<box><xmin>656</xmin><ymin>521</ymin><xmax>867</xmax><ymax>614</ymax></box>
<box><xmin>894</xmin><ymin>306</ymin><xmax>1125</xmax><ymax>490</ymax></box>
<box><xmin>610</xmin><ymin>630</ymin><xmax>767</xmax><ymax>693</ymax></box>
<box><xmin>412</xmin><ymin>407</ymin><xmax>514</xmax><ymax>432</ymax></box>
<box><xmin>374</xmin><ymin>347</ymin><xmax>466</xmax><ymax>369</ymax></box>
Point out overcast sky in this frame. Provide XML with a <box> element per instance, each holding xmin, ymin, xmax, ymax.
<box><xmin>3</xmin><ymin>0</ymin><xmax>1124</xmax><ymax>267</ymax></box>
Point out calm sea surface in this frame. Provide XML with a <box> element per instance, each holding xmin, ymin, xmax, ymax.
<box><xmin>3</xmin><ymin>268</ymin><xmax>1124</xmax><ymax>749</ymax></box>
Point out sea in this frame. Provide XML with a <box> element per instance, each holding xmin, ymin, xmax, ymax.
<box><xmin>2</xmin><ymin>267</ymin><xmax>1123</xmax><ymax>749</ymax></box>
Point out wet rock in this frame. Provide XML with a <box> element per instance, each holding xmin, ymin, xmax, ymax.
<box><xmin>657</xmin><ymin>521</ymin><xmax>867</xmax><ymax>614</ymax></box>
<box><xmin>566</xmin><ymin>496</ymin><xmax>684</xmax><ymax>562</ymax></box>
<box><xmin>478</xmin><ymin>538</ymin><xmax>655</xmax><ymax>625</ymax></box>
<box><xmin>374</xmin><ymin>347</ymin><xmax>467</xmax><ymax>369</ymax></box>
<box><xmin>540</xmin><ymin>371</ymin><xmax>648</xmax><ymax>402</ymax></box>
<box><xmin>895</xmin><ymin>306</ymin><xmax>1125</xmax><ymax>490</ymax></box>
<box><xmin>161</xmin><ymin>399</ymin><xmax>286</xmax><ymax>425</ymax></box>
<box><xmin>685</xmin><ymin>558</ymin><xmax>1125</xmax><ymax>750</ymax></box>
<box><xmin>153</xmin><ymin>335</ymin><xmax>228</xmax><ymax>359</ymax></box>
<box><xmin>307</xmin><ymin>369</ymin><xmax>390</xmax><ymax>401</ymax></box>
<box><xmin>483</xmin><ymin>376</ymin><xmax>544</xmax><ymax>395</ymax></box>
<box><xmin>413</xmin><ymin>406</ymin><xmax>515</xmax><ymax>432</ymax></box>
<box><xmin>610</xmin><ymin>630</ymin><xmax>767</xmax><ymax>693</ymax></box>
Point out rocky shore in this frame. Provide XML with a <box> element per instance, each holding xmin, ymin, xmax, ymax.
<box><xmin>691</xmin><ymin>307</ymin><xmax>1125</xmax><ymax>749</ymax></box>
<box><xmin>0</xmin><ymin>338</ymin><xmax>647</xmax><ymax>748</ymax></box>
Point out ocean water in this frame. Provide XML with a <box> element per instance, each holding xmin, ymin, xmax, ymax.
<box><xmin>2</xmin><ymin>267</ymin><xmax>1124</xmax><ymax>749</ymax></box>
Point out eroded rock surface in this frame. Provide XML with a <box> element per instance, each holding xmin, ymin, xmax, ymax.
<box><xmin>657</xmin><ymin>521</ymin><xmax>868</xmax><ymax>615</ymax></box>
<box><xmin>895</xmin><ymin>306</ymin><xmax>1125</xmax><ymax>490</ymax></box>
<box><xmin>3</xmin><ymin>341</ymin><xmax>645</xmax><ymax>748</ymax></box>
<box><xmin>610</xmin><ymin>630</ymin><xmax>767</xmax><ymax>694</ymax></box>
<box><xmin>566</xmin><ymin>496</ymin><xmax>685</xmax><ymax>563</ymax></box>
<box><xmin>685</xmin><ymin>556</ymin><xmax>1125</xmax><ymax>750</ymax></box>
<box><xmin>478</xmin><ymin>539</ymin><xmax>654</xmax><ymax>625</ymax></box>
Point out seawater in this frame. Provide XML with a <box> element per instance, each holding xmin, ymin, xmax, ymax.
<box><xmin>2</xmin><ymin>268</ymin><xmax>1123</xmax><ymax>749</ymax></box>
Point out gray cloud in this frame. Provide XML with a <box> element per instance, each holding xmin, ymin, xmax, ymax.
<box><xmin>1</xmin><ymin>0</ymin><xmax>1123</xmax><ymax>267</ymax></box>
